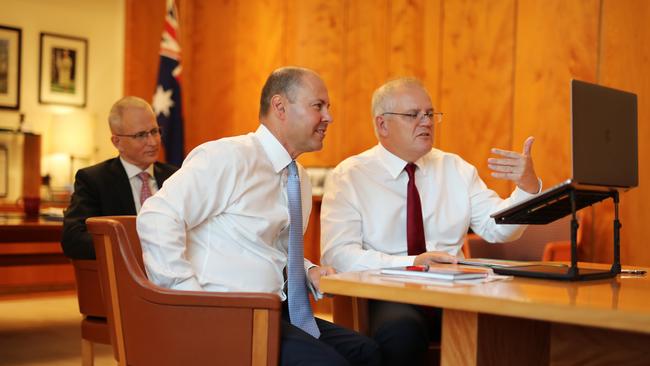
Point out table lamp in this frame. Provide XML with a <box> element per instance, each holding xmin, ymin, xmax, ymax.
<box><xmin>49</xmin><ymin>112</ymin><xmax>94</xmax><ymax>187</ymax></box>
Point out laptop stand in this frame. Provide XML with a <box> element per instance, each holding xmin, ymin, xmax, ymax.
<box><xmin>493</xmin><ymin>188</ymin><xmax>621</xmax><ymax>281</ymax></box>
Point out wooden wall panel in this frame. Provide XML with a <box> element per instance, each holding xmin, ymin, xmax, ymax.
<box><xmin>285</xmin><ymin>0</ymin><xmax>345</xmax><ymax>166</ymax></box>
<box><xmin>387</xmin><ymin>0</ymin><xmax>427</xmax><ymax>79</ymax></box>
<box><xmin>513</xmin><ymin>0</ymin><xmax>600</xmax><ymax>190</ymax></box>
<box><xmin>339</xmin><ymin>0</ymin><xmax>389</xmax><ymax>160</ymax></box>
<box><xmin>183</xmin><ymin>0</ymin><xmax>238</xmax><ymax>148</ymax></box>
<box><xmin>422</xmin><ymin>0</ymin><xmax>442</xmax><ymax>126</ymax></box>
<box><xmin>595</xmin><ymin>0</ymin><xmax>650</xmax><ymax>265</ymax></box>
<box><xmin>231</xmin><ymin>0</ymin><xmax>285</xmax><ymax>140</ymax></box>
<box><xmin>124</xmin><ymin>0</ymin><xmax>165</xmax><ymax>100</ymax></box>
<box><xmin>122</xmin><ymin>0</ymin><xmax>650</xmax><ymax>266</ymax></box>
<box><xmin>438</xmin><ymin>0</ymin><xmax>516</xmax><ymax>198</ymax></box>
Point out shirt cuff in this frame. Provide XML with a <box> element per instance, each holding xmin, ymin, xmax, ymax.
<box><xmin>513</xmin><ymin>178</ymin><xmax>543</xmax><ymax>198</ymax></box>
<box><xmin>392</xmin><ymin>255</ymin><xmax>418</xmax><ymax>268</ymax></box>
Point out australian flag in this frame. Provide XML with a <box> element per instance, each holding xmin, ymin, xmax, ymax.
<box><xmin>152</xmin><ymin>0</ymin><xmax>184</xmax><ymax>167</ymax></box>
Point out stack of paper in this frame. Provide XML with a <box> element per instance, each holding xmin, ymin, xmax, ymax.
<box><xmin>380</xmin><ymin>264</ymin><xmax>491</xmax><ymax>281</ymax></box>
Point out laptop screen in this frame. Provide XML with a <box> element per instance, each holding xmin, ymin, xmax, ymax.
<box><xmin>571</xmin><ymin>80</ymin><xmax>638</xmax><ymax>187</ymax></box>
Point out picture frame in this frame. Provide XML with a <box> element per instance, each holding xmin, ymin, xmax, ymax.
<box><xmin>39</xmin><ymin>32</ymin><xmax>87</xmax><ymax>107</ymax></box>
<box><xmin>0</xmin><ymin>25</ymin><xmax>21</xmax><ymax>110</ymax></box>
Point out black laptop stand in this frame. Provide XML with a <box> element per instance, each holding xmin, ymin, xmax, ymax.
<box><xmin>493</xmin><ymin>188</ymin><xmax>621</xmax><ymax>281</ymax></box>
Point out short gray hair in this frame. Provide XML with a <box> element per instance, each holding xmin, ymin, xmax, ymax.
<box><xmin>108</xmin><ymin>96</ymin><xmax>154</xmax><ymax>132</ymax></box>
<box><xmin>371</xmin><ymin>77</ymin><xmax>428</xmax><ymax>118</ymax></box>
<box><xmin>259</xmin><ymin>66</ymin><xmax>313</xmax><ymax>119</ymax></box>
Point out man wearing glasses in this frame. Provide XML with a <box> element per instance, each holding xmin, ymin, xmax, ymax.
<box><xmin>320</xmin><ymin>78</ymin><xmax>541</xmax><ymax>365</ymax></box>
<box><xmin>62</xmin><ymin>96</ymin><xmax>178</xmax><ymax>259</ymax></box>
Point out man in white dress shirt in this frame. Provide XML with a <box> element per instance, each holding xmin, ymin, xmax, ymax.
<box><xmin>138</xmin><ymin>67</ymin><xmax>380</xmax><ymax>366</ymax></box>
<box><xmin>320</xmin><ymin>77</ymin><xmax>541</xmax><ymax>365</ymax></box>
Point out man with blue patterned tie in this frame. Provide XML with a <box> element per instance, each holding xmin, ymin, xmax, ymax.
<box><xmin>138</xmin><ymin>67</ymin><xmax>380</xmax><ymax>365</ymax></box>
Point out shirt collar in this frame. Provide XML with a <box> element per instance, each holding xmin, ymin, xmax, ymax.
<box><xmin>119</xmin><ymin>157</ymin><xmax>155</xmax><ymax>179</ymax></box>
<box><xmin>255</xmin><ymin>124</ymin><xmax>293</xmax><ymax>173</ymax></box>
<box><xmin>376</xmin><ymin>143</ymin><xmax>430</xmax><ymax>179</ymax></box>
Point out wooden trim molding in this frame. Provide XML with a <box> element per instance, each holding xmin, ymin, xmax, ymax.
<box><xmin>251</xmin><ymin>309</ymin><xmax>269</xmax><ymax>366</ymax></box>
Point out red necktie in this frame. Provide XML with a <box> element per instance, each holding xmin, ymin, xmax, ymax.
<box><xmin>138</xmin><ymin>172</ymin><xmax>153</xmax><ymax>205</ymax></box>
<box><xmin>406</xmin><ymin>163</ymin><xmax>426</xmax><ymax>255</ymax></box>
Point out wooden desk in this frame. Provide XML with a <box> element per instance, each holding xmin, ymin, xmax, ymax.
<box><xmin>0</xmin><ymin>214</ymin><xmax>66</xmax><ymax>266</ymax></box>
<box><xmin>321</xmin><ymin>266</ymin><xmax>650</xmax><ymax>365</ymax></box>
<box><xmin>0</xmin><ymin>214</ymin><xmax>72</xmax><ymax>293</ymax></box>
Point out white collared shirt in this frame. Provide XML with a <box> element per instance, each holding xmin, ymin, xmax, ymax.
<box><xmin>137</xmin><ymin>125</ymin><xmax>314</xmax><ymax>300</ymax></box>
<box><xmin>119</xmin><ymin>157</ymin><xmax>157</xmax><ymax>213</ymax></box>
<box><xmin>321</xmin><ymin>144</ymin><xmax>540</xmax><ymax>272</ymax></box>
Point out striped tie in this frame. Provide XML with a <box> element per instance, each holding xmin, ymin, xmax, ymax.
<box><xmin>286</xmin><ymin>161</ymin><xmax>320</xmax><ymax>338</ymax></box>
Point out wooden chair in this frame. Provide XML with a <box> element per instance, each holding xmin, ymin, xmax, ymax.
<box><xmin>87</xmin><ymin>216</ymin><xmax>281</xmax><ymax>366</ymax></box>
<box><xmin>72</xmin><ymin>259</ymin><xmax>111</xmax><ymax>366</ymax></box>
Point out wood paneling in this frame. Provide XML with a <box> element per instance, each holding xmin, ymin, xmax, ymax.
<box><xmin>184</xmin><ymin>0</ymin><xmax>238</xmax><ymax>146</ymax></box>
<box><xmin>387</xmin><ymin>0</ymin><xmax>426</xmax><ymax>79</ymax></box>
<box><xmin>285</xmin><ymin>0</ymin><xmax>345</xmax><ymax>166</ymax></box>
<box><xmin>513</xmin><ymin>0</ymin><xmax>600</xmax><ymax>189</ymax></box>
<box><xmin>124</xmin><ymin>0</ymin><xmax>165</xmax><ymax>99</ymax></box>
<box><xmin>340</xmin><ymin>0</ymin><xmax>389</xmax><ymax>160</ymax></box>
<box><xmin>595</xmin><ymin>0</ymin><xmax>650</xmax><ymax>265</ymax></box>
<box><xmin>439</xmin><ymin>0</ymin><xmax>516</xmax><ymax>198</ymax></box>
<box><xmin>124</xmin><ymin>0</ymin><xmax>650</xmax><ymax>266</ymax></box>
<box><xmin>232</xmin><ymin>0</ymin><xmax>285</xmax><ymax>138</ymax></box>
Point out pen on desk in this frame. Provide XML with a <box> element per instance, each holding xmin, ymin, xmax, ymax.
<box><xmin>621</xmin><ymin>269</ymin><xmax>646</xmax><ymax>275</ymax></box>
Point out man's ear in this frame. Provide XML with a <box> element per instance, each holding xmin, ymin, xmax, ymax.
<box><xmin>110</xmin><ymin>135</ymin><xmax>122</xmax><ymax>151</ymax></box>
<box><xmin>270</xmin><ymin>95</ymin><xmax>286</xmax><ymax>118</ymax></box>
<box><xmin>375</xmin><ymin>115</ymin><xmax>389</xmax><ymax>137</ymax></box>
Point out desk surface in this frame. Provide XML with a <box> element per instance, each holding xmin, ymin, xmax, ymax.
<box><xmin>320</xmin><ymin>264</ymin><xmax>650</xmax><ymax>334</ymax></box>
<box><xmin>0</xmin><ymin>214</ymin><xmax>63</xmax><ymax>243</ymax></box>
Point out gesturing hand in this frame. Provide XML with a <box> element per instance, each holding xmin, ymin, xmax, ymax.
<box><xmin>488</xmin><ymin>136</ymin><xmax>540</xmax><ymax>194</ymax></box>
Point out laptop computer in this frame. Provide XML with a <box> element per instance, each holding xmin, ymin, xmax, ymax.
<box><xmin>490</xmin><ymin>79</ymin><xmax>638</xmax><ymax>225</ymax></box>
<box><xmin>489</xmin><ymin>80</ymin><xmax>638</xmax><ymax>280</ymax></box>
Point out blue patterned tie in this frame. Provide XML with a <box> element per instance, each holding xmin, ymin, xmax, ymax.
<box><xmin>286</xmin><ymin>161</ymin><xmax>320</xmax><ymax>338</ymax></box>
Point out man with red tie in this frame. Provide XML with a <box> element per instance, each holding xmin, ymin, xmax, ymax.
<box><xmin>61</xmin><ymin>96</ymin><xmax>178</xmax><ymax>259</ymax></box>
<box><xmin>321</xmin><ymin>78</ymin><xmax>541</xmax><ymax>365</ymax></box>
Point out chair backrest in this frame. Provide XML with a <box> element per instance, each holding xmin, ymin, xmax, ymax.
<box><xmin>87</xmin><ymin>215</ymin><xmax>281</xmax><ymax>366</ymax></box>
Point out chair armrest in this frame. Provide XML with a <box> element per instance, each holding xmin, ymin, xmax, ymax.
<box><xmin>136</xmin><ymin>282</ymin><xmax>282</xmax><ymax>310</ymax></box>
<box><xmin>542</xmin><ymin>240</ymin><xmax>571</xmax><ymax>262</ymax></box>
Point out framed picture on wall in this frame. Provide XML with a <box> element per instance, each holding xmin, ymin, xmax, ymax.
<box><xmin>39</xmin><ymin>32</ymin><xmax>87</xmax><ymax>107</ymax></box>
<box><xmin>0</xmin><ymin>25</ymin><xmax>21</xmax><ymax>110</ymax></box>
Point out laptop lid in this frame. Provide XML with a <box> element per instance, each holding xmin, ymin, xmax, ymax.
<box><xmin>571</xmin><ymin>80</ymin><xmax>638</xmax><ymax>187</ymax></box>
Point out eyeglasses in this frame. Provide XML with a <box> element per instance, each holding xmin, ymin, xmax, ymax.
<box><xmin>114</xmin><ymin>127</ymin><xmax>163</xmax><ymax>142</ymax></box>
<box><xmin>382</xmin><ymin>110</ymin><xmax>443</xmax><ymax>124</ymax></box>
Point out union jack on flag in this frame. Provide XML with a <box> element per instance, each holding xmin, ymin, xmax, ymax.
<box><xmin>152</xmin><ymin>0</ymin><xmax>185</xmax><ymax>167</ymax></box>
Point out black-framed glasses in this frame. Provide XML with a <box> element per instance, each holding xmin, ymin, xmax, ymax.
<box><xmin>114</xmin><ymin>127</ymin><xmax>163</xmax><ymax>142</ymax></box>
<box><xmin>382</xmin><ymin>110</ymin><xmax>443</xmax><ymax>124</ymax></box>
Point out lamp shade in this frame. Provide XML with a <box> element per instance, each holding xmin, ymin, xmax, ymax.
<box><xmin>49</xmin><ymin>111</ymin><xmax>94</xmax><ymax>157</ymax></box>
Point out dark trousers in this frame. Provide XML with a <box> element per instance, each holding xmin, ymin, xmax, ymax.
<box><xmin>368</xmin><ymin>300</ymin><xmax>441</xmax><ymax>366</ymax></box>
<box><xmin>280</xmin><ymin>302</ymin><xmax>381</xmax><ymax>366</ymax></box>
